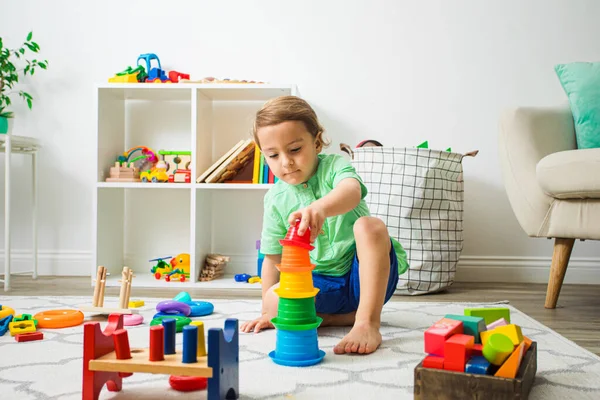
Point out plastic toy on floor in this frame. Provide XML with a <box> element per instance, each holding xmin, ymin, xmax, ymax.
<box><xmin>414</xmin><ymin>307</ymin><xmax>537</xmax><ymax>399</ymax></box>
<box><xmin>82</xmin><ymin>313</ymin><xmax>239</xmax><ymax>400</ymax></box>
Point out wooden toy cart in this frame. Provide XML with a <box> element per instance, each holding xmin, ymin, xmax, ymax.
<box><xmin>82</xmin><ymin>313</ymin><xmax>239</xmax><ymax>400</ymax></box>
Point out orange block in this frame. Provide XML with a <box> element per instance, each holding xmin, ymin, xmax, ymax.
<box><xmin>494</xmin><ymin>341</ymin><xmax>526</xmax><ymax>379</ymax></box>
<box><xmin>522</xmin><ymin>336</ymin><xmax>532</xmax><ymax>353</ymax></box>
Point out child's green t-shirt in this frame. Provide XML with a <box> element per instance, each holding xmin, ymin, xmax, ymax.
<box><xmin>260</xmin><ymin>153</ymin><xmax>409</xmax><ymax>277</ymax></box>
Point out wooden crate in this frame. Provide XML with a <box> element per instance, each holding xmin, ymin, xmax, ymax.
<box><xmin>414</xmin><ymin>342</ymin><xmax>537</xmax><ymax>400</ymax></box>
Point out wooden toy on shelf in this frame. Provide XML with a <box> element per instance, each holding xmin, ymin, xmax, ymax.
<box><xmin>82</xmin><ymin>313</ymin><xmax>239</xmax><ymax>400</ymax></box>
<box><xmin>199</xmin><ymin>254</ymin><xmax>230</xmax><ymax>281</ymax></box>
<box><xmin>105</xmin><ymin>161</ymin><xmax>141</xmax><ymax>182</ymax></box>
<box><xmin>414</xmin><ymin>308</ymin><xmax>537</xmax><ymax>399</ymax></box>
<box><xmin>80</xmin><ymin>266</ymin><xmax>137</xmax><ymax>315</ymax></box>
<box><xmin>159</xmin><ymin>150</ymin><xmax>192</xmax><ymax>183</ymax></box>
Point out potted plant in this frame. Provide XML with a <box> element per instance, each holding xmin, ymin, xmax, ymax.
<box><xmin>0</xmin><ymin>31</ymin><xmax>48</xmax><ymax>134</ymax></box>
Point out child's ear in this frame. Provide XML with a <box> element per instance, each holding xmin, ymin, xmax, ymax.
<box><xmin>315</xmin><ymin>131</ymin><xmax>324</xmax><ymax>153</ymax></box>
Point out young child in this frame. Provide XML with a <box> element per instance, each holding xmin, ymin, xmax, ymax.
<box><xmin>240</xmin><ymin>96</ymin><xmax>409</xmax><ymax>355</ymax></box>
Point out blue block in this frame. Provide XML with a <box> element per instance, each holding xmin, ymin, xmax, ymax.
<box><xmin>162</xmin><ymin>318</ymin><xmax>176</xmax><ymax>355</ymax></box>
<box><xmin>208</xmin><ymin>319</ymin><xmax>239</xmax><ymax>400</ymax></box>
<box><xmin>154</xmin><ymin>311</ymin><xmax>186</xmax><ymax>319</ymax></box>
<box><xmin>182</xmin><ymin>325</ymin><xmax>198</xmax><ymax>363</ymax></box>
<box><xmin>466</xmin><ymin>356</ymin><xmax>491</xmax><ymax>375</ymax></box>
<box><xmin>0</xmin><ymin>315</ymin><xmax>13</xmax><ymax>337</ymax></box>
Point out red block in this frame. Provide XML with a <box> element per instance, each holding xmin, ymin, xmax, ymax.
<box><xmin>472</xmin><ymin>343</ymin><xmax>483</xmax><ymax>357</ymax></box>
<box><xmin>15</xmin><ymin>332</ymin><xmax>43</xmax><ymax>342</ymax></box>
<box><xmin>424</xmin><ymin>318</ymin><xmax>463</xmax><ymax>357</ymax></box>
<box><xmin>443</xmin><ymin>334</ymin><xmax>475</xmax><ymax>372</ymax></box>
<box><xmin>423</xmin><ymin>355</ymin><xmax>444</xmax><ymax>369</ymax></box>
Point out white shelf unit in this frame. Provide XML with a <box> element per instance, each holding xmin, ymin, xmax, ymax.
<box><xmin>93</xmin><ymin>83</ymin><xmax>298</xmax><ymax>289</ymax></box>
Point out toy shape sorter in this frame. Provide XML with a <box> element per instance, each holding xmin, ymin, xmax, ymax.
<box><xmin>268</xmin><ymin>221</ymin><xmax>325</xmax><ymax>367</ymax></box>
<box><xmin>414</xmin><ymin>307</ymin><xmax>537</xmax><ymax>400</ymax></box>
<box><xmin>159</xmin><ymin>150</ymin><xmax>192</xmax><ymax>183</ymax></box>
<box><xmin>82</xmin><ymin>313</ymin><xmax>239</xmax><ymax>400</ymax></box>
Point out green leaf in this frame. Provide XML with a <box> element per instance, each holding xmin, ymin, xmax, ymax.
<box><xmin>19</xmin><ymin>48</ymin><xmax>25</xmax><ymax>55</ymax></box>
<box><xmin>25</xmin><ymin>43</ymin><xmax>36</xmax><ymax>52</ymax></box>
<box><xmin>24</xmin><ymin>65</ymin><xmax>30</xmax><ymax>74</ymax></box>
<box><xmin>27</xmin><ymin>31</ymin><xmax>33</xmax><ymax>41</ymax></box>
<box><xmin>31</xmin><ymin>42</ymin><xmax>40</xmax><ymax>51</ymax></box>
<box><xmin>27</xmin><ymin>98</ymin><xmax>32</xmax><ymax>109</ymax></box>
<box><xmin>38</xmin><ymin>62</ymin><xmax>47</xmax><ymax>69</ymax></box>
<box><xmin>31</xmin><ymin>68</ymin><xmax>35</xmax><ymax>75</ymax></box>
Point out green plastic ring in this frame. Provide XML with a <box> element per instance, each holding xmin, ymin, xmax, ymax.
<box><xmin>150</xmin><ymin>315</ymin><xmax>192</xmax><ymax>332</ymax></box>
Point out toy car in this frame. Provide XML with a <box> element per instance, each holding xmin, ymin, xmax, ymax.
<box><xmin>141</xmin><ymin>161</ymin><xmax>169</xmax><ymax>182</ymax></box>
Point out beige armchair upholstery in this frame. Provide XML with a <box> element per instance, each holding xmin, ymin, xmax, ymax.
<box><xmin>498</xmin><ymin>107</ymin><xmax>600</xmax><ymax>308</ymax></box>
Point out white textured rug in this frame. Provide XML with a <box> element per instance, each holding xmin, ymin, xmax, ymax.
<box><xmin>1</xmin><ymin>296</ymin><xmax>599</xmax><ymax>400</ymax></box>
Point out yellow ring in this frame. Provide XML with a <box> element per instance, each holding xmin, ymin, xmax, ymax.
<box><xmin>0</xmin><ymin>305</ymin><xmax>15</xmax><ymax>320</ymax></box>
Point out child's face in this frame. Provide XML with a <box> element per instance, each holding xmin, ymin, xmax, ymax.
<box><xmin>257</xmin><ymin>121</ymin><xmax>321</xmax><ymax>185</ymax></box>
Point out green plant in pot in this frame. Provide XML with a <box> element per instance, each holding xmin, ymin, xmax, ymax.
<box><xmin>0</xmin><ymin>31</ymin><xmax>48</xmax><ymax>134</ymax></box>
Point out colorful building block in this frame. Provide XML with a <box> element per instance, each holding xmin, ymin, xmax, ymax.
<box><xmin>445</xmin><ymin>314</ymin><xmax>486</xmax><ymax>343</ymax></box>
<box><xmin>464</xmin><ymin>307</ymin><xmax>510</xmax><ymax>325</ymax></box>
<box><xmin>0</xmin><ymin>314</ymin><xmax>13</xmax><ymax>336</ymax></box>
<box><xmin>465</xmin><ymin>356</ymin><xmax>491</xmax><ymax>375</ymax></box>
<box><xmin>486</xmin><ymin>318</ymin><xmax>508</xmax><ymax>330</ymax></box>
<box><xmin>480</xmin><ymin>324</ymin><xmax>523</xmax><ymax>347</ymax></box>
<box><xmin>423</xmin><ymin>355</ymin><xmax>444</xmax><ymax>370</ymax></box>
<box><xmin>444</xmin><ymin>334</ymin><xmax>474</xmax><ymax>372</ymax></box>
<box><xmin>495</xmin><ymin>341</ymin><xmax>526</xmax><ymax>378</ymax></box>
<box><xmin>472</xmin><ymin>343</ymin><xmax>483</xmax><ymax>357</ymax></box>
<box><xmin>9</xmin><ymin>319</ymin><xmax>36</xmax><ymax>336</ymax></box>
<box><xmin>482</xmin><ymin>333</ymin><xmax>514</xmax><ymax>366</ymax></box>
<box><xmin>15</xmin><ymin>332</ymin><xmax>44</xmax><ymax>342</ymax></box>
<box><xmin>424</xmin><ymin>318</ymin><xmax>463</xmax><ymax>357</ymax></box>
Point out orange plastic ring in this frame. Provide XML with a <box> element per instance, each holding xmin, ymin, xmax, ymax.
<box><xmin>34</xmin><ymin>309</ymin><xmax>84</xmax><ymax>329</ymax></box>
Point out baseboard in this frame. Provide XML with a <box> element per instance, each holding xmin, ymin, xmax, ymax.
<box><xmin>2</xmin><ymin>251</ymin><xmax>599</xmax><ymax>285</ymax></box>
<box><xmin>456</xmin><ymin>256</ymin><xmax>600</xmax><ymax>284</ymax></box>
<box><xmin>0</xmin><ymin>250</ymin><xmax>91</xmax><ymax>276</ymax></box>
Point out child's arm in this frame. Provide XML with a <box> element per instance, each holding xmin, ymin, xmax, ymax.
<box><xmin>290</xmin><ymin>177</ymin><xmax>362</xmax><ymax>241</ymax></box>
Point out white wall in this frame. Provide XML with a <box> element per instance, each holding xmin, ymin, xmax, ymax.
<box><xmin>2</xmin><ymin>0</ymin><xmax>600</xmax><ymax>283</ymax></box>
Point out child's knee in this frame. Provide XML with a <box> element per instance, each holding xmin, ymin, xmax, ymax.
<box><xmin>354</xmin><ymin>217</ymin><xmax>389</xmax><ymax>243</ymax></box>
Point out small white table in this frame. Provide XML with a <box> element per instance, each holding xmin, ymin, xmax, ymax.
<box><xmin>0</xmin><ymin>132</ymin><xmax>40</xmax><ymax>291</ymax></box>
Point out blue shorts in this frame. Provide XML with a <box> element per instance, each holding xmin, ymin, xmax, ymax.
<box><xmin>313</xmin><ymin>239</ymin><xmax>399</xmax><ymax>315</ymax></box>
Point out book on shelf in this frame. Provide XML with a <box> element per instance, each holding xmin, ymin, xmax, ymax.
<box><xmin>196</xmin><ymin>139</ymin><xmax>246</xmax><ymax>183</ymax></box>
<box><xmin>204</xmin><ymin>138</ymin><xmax>256</xmax><ymax>184</ymax></box>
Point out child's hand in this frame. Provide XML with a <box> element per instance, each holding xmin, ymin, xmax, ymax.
<box><xmin>240</xmin><ymin>314</ymin><xmax>275</xmax><ymax>333</ymax></box>
<box><xmin>288</xmin><ymin>205</ymin><xmax>326</xmax><ymax>243</ymax></box>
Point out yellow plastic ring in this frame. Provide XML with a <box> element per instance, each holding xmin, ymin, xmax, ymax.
<box><xmin>34</xmin><ymin>309</ymin><xmax>84</xmax><ymax>329</ymax></box>
<box><xmin>0</xmin><ymin>305</ymin><xmax>15</xmax><ymax>320</ymax></box>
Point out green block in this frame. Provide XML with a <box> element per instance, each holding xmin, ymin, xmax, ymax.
<box><xmin>464</xmin><ymin>308</ymin><xmax>510</xmax><ymax>325</ymax></box>
<box><xmin>445</xmin><ymin>314</ymin><xmax>486</xmax><ymax>344</ymax></box>
<box><xmin>417</xmin><ymin>141</ymin><xmax>429</xmax><ymax>149</ymax></box>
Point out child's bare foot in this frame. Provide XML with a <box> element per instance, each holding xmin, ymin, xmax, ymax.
<box><xmin>333</xmin><ymin>320</ymin><xmax>382</xmax><ymax>354</ymax></box>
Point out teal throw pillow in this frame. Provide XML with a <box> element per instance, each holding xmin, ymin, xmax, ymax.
<box><xmin>555</xmin><ymin>62</ymin><xmax>600</xmax><ymax>149</ymax></box>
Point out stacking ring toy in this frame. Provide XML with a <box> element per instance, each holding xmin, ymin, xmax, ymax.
<box><xmin>187</xmin><ymin>301</ymin><xmax>214</xmax><ymax>317</ymax></box>
<box><xmin>34</xmin><ymin>309</ymin><xmax>84</xmax><ymax>329</ymax></box>
<box><xmin>153</xmin><ymin>311</ymin><xmax>187</xmax><ymax>319</ymax></box>
<box><xmin>169</xmin><ymin>375</ymin><xmax>208</xmax><ymax>392</ymax></box>
<box><xmin>0</xmin><ymin>305</ymin><xmax>15</xmax><ymax>320</ymax></box>
<box><xmin>156</xmin><ymin>300</ymin><xmax>191</xmax><ymax>316</ymax></box>
<box><xmin>150</xmin><ymin>315</ymin><xmax>191</xmax><ymax>332</ymax></box>
<box><xmin>123</xmin><ymin>314</ymin><xmax>144</xmax><ymax>326</ymax></box>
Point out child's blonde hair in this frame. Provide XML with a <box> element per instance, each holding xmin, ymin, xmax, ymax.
<box><xmin>253</xmin><ymin>96</ymin><xmax>330</xmax><ymax>149</ymax></box>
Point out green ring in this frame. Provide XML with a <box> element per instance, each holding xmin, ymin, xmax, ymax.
<box><xmin>271</xmin><ymin>316</ymin><xmax>323</xmax><ymax>331</ymax></box>
<box><xmin>150</xmin><ymin>315</ymin><xmax>191</xmax><ymax>332</ymax></box>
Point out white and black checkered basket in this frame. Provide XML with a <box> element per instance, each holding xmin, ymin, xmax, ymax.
<box><xmin>341</xmin><ymin>144</ymin><xmax>477</xmax><ymax>295</ymax></box>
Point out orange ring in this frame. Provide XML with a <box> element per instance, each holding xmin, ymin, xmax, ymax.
<box><xmin>34</xmin><ymin>309</ymin><xmax>84</xmax><ymax>329</ymax></box>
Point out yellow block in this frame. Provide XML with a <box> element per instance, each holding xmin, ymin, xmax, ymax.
<box><xmin>481</xmin><ymin>324</ymin><xmax>523</xmax><ymax>347</ymax></box>
<box><xmin>191</xmin><ymin>321</ymin><xmax>207</xmax><ymax>357</ymax></box>
<box><xmin>9</xmin><ymin>320</ymin><xmax>36</xmax><ymax>336</ymax></box>
<box><xmin>128</xmin><ymin>300</ymin><xmax>145</xmax><ymax>308</ymax></box>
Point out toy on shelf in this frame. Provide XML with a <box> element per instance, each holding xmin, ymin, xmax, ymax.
<box><xmin>180</xmin><ymin>76</ymin><xmax>266</xmax><ymax>84</ymax></box>
<box><xmin>159</xmin><ymin>150</ymin><xmax>192</xmax><ymax>183</ymax></box>
<box><xmin>141</xmin><ymin>160</ymin><xmax>169</xmax><ymax>183</ymax></box>
<box><xmin>80</xmin><ymin>266</ymin><xmax>138</xmax><ymax>315</ymax></box>
<box><xmin>414</xmin><ymin>307</ymin><xmax>537</xmax><ymax>400</ymax></box>
<box><xmin>199</xmin><ymin>254</ymin><xmax>229</xmax><ymax>281</ymax></box>
<box><xmin>108</xmin><ymin>53</ymin><xmax>191</xmax><ymax>84</ymax></box>
<box><xmin>108</xmin><ymin>65</ymin><xmax>148</xmax><ymax>83</ymax></box>
<box><xmin>168</xmin><ymin>71</ymin><xmax>190</xmax><ymax>83</ymax></box>
<box><xmin>268</xmin><ymin>220</ymin><xmax>325</xmax><ymax>367</ymax></box>
<box><xmin>106</xmin><ymin>146</ymin><xmax>158</xmax><ymax>182</ymax></box>
<box><xmin>137</xmin><ymin>53</ymin><xmax>171</xmax><ymax>83</ymax></box>
<box><xmin>82</xmin><ymin>314</ymin><xmax>239</xmax><ymax>400</ymax></box>
<box><xmin>150</xmin><ymin>253</ymin><xmax>190</xmax><ymax>282</ymax></box>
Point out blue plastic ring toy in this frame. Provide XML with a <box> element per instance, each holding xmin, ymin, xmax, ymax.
<box><xmin>186</xmin><ymin>301</ymin><xmax>214</xmax><ymax>317</ymax></box>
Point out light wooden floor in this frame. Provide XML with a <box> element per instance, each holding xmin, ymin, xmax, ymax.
<box><xmin>2</xmin><ymin>276</ymin><xmax>599</xmax><ymax>356</ymax></box>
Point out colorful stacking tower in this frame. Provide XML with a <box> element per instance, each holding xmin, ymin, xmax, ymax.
<box><xmin>268</xmin><ymin>221</ymin><xmax>326</xmax><ymax>367</ymax></box>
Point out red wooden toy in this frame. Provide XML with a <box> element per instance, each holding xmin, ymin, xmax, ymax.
<box><xmin>424</xmin><ymin>318</ymin><xmax>463</xmax><ymax>357</ymax></box>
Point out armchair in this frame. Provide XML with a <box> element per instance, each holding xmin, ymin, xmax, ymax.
<box><xmin>498</xmin><ymin>107</ymin><xmax>600</xmax><ymax>308</ymax></box>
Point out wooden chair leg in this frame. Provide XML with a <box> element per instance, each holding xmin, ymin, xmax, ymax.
<box><xmin>545</xmin><ymin>238</ymin><xmax>575</xmax><ymax>309</ymax></box>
